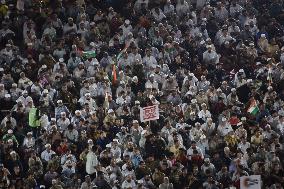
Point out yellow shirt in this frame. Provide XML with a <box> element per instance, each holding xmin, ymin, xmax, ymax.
<box><xmin>251</xmin><ymin>135</ymin><xmax>263</xmax><ymax>145</ymax></box>
<box><xmin>169</xmin><ymin>145</ymin><xmax>181</xmax><ymax>156</ymax></box>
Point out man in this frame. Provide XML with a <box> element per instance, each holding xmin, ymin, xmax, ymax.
<box><xmin>80</xmin><ymin>175</ymin><xmax>96</xmax><ymax>189</ymax></box>
<box><xmin>203</xmin><ymin>45</ymin><xmax>219</xmax><ymax>65</ymax></box>
<box><xmin>121</xmin><ymin>174</ymin><xmax>136</xmax><ymax>189</ymax></box>
<box><xmin>86</xmin><ymin>146</ymin><xmax>98</xmax><ymax>177</ymax></box>
<box><xmin>119</xmin><ymin>19</ymin><xmax>132</xmax><ymax>38</ymax></box>
<box><xmin>56</xmin><ymin>112</ymin><xmax>70</xmax><ymax>131</ymax></box>
<box><xmin>41</xmin><ymin>144</ymin><xmax>56</xmax><ymax>162</ymax></box>
<box><xmin>54</xmin><ymin>100</ymin><xmax>70</xmax><ymax>119</ymax></box>
<box><xmin>2</xmin><ymin>129</ymin><xmax>19</xmax><ymax>147</ymax></box>
<box><xmin>158</xmin><ymin>177</ymin><xmax>173</xmax><ymax>189</ymax></box>
<box><xmin>187</xmin><ymin>141</ymin><xmax>204</xmax><ymax>160</ymax></box>
<box><xmin>63</xmin><ymin>17</ymin><xmax>77</xmax><ymax>35</ymax></box>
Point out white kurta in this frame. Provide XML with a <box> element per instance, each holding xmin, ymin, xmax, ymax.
<box><xmin>86</xmin><ymin>151</ymin><xmax>98</xmax><ymax>175</ymax></box>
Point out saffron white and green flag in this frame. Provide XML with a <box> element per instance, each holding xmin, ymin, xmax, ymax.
<box><xmin>247</xmin><ymin>100</ymin><xmax>259</xmax><ymax>116</ymax></box>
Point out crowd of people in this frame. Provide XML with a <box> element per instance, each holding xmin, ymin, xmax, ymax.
<box><xmin>0</xmin><ymin>0</ymin><xmax>284</xmax><ymax>188</ymax></box>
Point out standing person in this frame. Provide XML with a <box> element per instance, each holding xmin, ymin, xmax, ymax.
<box><xmin>86</xmin><ymin>146</ymin><xmax>98</xmax><ymax>179</ymax></box>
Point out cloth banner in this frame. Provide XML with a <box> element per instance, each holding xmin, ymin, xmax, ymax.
<box><xmin>140</xmin><ymin>105</ymin><xmax>159</xmax><ymax>122</ymax></box>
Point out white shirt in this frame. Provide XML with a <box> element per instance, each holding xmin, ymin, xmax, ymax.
<box><xmin>203</xmin><ymin>50</ymin><xmax>219</xmax><ymax>64</ymax></box>
<box><xmin>164</xmin><ymin>4</ymin><xmax>175</xmax><ymax>16</ymax></box>
<box><xmin>23</xmin><ymin>137</ymin><xmax>35</xmax><ymax>148</ymax></box>
<box><xmin>238</xmin><ymin>142</ymin><xmax>250</xmax><ymax>153</ymax></box>
<box><xmin>110</xmin><ymin>146</ymin><xmax>122</xmax><ymax>159</ymax></box>
<box><xmin>198</xmin><ymin>109</ymin><xmax>212</xmax><ymax>121</ymax></box>
<box><xmin>176</xmin><ymin>2</ymin><xmax>190</xmax><ymax>16</ymax></box>
<box><xmin>215</xmin><ymin>7</ymin><xmax>229</xmax><ymax>21</ymax></box>
<box><xmin>152</xmin><ymin>9</ymin><xmax>166</xmax><ymax>21</ymax></box>
<box><xmin>187</xmin><ymin>146</ymin><xmax>204</xmax><ymax>159</ymax></box>
<box><xmin>121</xmin><ymin>179</ymin><xmax>136</xmax><ymax>189</ymax></box>
<box><xmin>277</xmin><ymin>122</ymin><xmax>284</xmax><ymax>135</ymax></box>
<box><xmin>217</xmin><ymin>123</ymin><xmax>233</xmax><ymax>137</ymax></box>
<box><xmin>280</xmin><ymin>53</ymin><xmax>284</xmax><ymax>65</ymax></box>
<box><xmin>43</xmin><ymin>26</ymin><xmax>56</xmax><ymax>39</ymax></box>
<box><xmin>41</xmin><ymin>149</ymin><xmax>56</xmax><ymax>162</ymax></box>
<box><xmin>86</xmin><ymin>151</ymin><xmax>98</xmax><ymax>175</ymax></box>
<box><xmin>120</xmin><ymin>24</ymin><xmax>133</xmax><ymax>38</ymax></box>
<box><xmin>143</xmin><ymin>55</ymin><xmax>157</xmax><ymax>69</ymax></box>
<box><xmin>57</xmin><ymin>117</ymin><xmax>71</xmax><ymax>131</ymax></box>
<box><xmin>63</xmin><ymin>23</ymin><xmax>77</xmax><ymax>35</ymax></box>
<box><xmin>145</xmin><ymin>80</ymin><xmax>159</xmax><ymax>90</ymax></box>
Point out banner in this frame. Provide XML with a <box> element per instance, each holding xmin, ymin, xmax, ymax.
<box><xmin>240</xmin><ymin>175</ymin><xmax>261</xmax><ymax>189</ymax></box>
<box><xmin>140</xmin><ymin>105</ymin><xmax>159</xmax><ymax>122</ymax></box>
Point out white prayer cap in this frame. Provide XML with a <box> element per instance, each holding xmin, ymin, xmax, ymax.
<box><xmin>222</xmin><ymin>117</ymin><xmax>227</xmax><ymax>122</ymax></box>
<box><xmin>191</xmin><ymin>99</ymin><xmax>197</xmax><ymax>103</ymax></box>
<box><xmin>108</xmin><ymin>109</ymin><xmax>114</xmax><ymax>113</ymax></box>
<box><xmin>241</xmin><ymin>117</ymin><xmax>247</xmax><ymax>121</ymax></box>
<box><xmin>90</xmin><ymin>42</ymin><xmax>95</xmax><ymax>47</ymax></box>
<box><xmin>132</xmin><ymin>76</ymin><xmax>138</xmax><ymax>81</ymax></box>
<box><xmin>137</xmin><ymin>180</ymin><xmax>143</xmax><ymax>184</ymax></box>
<box><xmin>237</xmin><ymin>122</ymin><xmax>243</xmax><ymax>126</ymax></box>
<box><xmin>201</xmin><ymin>103</ymin><xmax>207</xmax><ymax>107</ymax></box>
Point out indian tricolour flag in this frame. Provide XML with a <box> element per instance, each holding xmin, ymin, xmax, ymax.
<box><xmin>116</xmin><ymin>43</ymin><xmax>130</xmax><ymax>61</ymax></box>
<box><xmin>247</xmin><ymin>99</ymin><xmax>259</xmax><ymax>116</ymax></box>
